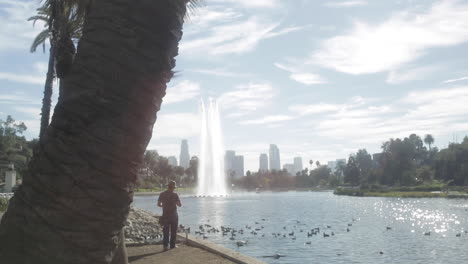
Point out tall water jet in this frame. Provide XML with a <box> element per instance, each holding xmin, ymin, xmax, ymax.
<box><xmin>197</xmin><ymin>99</ymin><xmax>228</xmax><ymax>196</ymax></box>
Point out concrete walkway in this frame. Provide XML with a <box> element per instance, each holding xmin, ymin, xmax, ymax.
<box><xmin>127</xmin><ymin>244</ymin><xmax>236</xmax><ymax>264</ymax></box>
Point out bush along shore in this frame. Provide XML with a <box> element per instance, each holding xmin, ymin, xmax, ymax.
<box><xmin>334</xmin><ymin>184</ymin><xmax>468</xmax><ymax>198</ymax></box>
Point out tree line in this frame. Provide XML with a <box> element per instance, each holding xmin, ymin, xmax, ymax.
<box><xmin>0</xmin><ymin>116</ymin><xmax>37</xmax><ymax>184</ymax></box>
<box><xmin>233</xmin><ymin>133</ymin><xmax>467</xmax><ymax>190</ymax></box>
<box><xmin>136</xmin><ymin>150</ymin><xmax>199</xmax><ymax>190</ymax></box>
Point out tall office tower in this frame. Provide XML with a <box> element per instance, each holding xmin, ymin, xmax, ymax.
<box><xmin>179</xmin><ymin>139</ymin><xmax>190</xmax><ymax>169</ymax></box>
<box><xmin>259</xmin><ymin>153</ymin><xmax>269</xmax><ymax>172</ymax></box>
<box><xmin>225</xmin><ymin>150</ymin><xmax>236</xmax><ymax>176</ymax></box>
<box><xmin>233</xmin><ymin>155</ymin><xmax>245</xmax><ymax>178</ymax></box>
<box><xmin>293</xmin><ymin>157</ymin><xmax>303</xmax><ymax>174</ymax></box>
<box><xmin>168</xmin><ymin>156</ymin><xmax>178</xmax><ymax>167</ymax></box>
<box><xmin>269</xmin><ymin>144</ymin><xmax>281</xmax><ymax>170</ymax></box>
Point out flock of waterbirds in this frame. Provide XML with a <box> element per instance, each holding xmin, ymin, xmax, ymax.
<box><xmin>178</xmin><ymin>218</ymin><xmax>468</xmax><ymax>260</ymax></box>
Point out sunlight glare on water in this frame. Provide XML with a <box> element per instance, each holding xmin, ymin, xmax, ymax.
<box><xmin>135</xmin><ymin>192</ymin><xmax>468</xmax><ymax>264</ymax></box>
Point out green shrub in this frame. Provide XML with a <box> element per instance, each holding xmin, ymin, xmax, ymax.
<box><xmin>0</xmin><ymin>197</ymin><xmax>9</xmax><ymax>212</ymax></box>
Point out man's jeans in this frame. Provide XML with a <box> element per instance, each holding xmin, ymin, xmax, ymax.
<box><xmin>162</xmin><ymin>214</ymin><xmax>178</xmax><ymax>249</ymax></box>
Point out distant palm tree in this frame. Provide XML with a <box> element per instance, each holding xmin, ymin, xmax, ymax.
<box><xmin>0</xmin><ymin>0</ymin><xmax>194</xmax><ymax>263</ymax></box>
<box><xmin>29</xmin><ymin>0</ymin><xmax>89</xmax><ymax>139</ymax></box>
<box><xmin>424</xmin><ymin>134</ymin><xmax>434</xmax><ymax>150</ymax></box>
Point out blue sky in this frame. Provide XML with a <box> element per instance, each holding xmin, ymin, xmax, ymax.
<box><xmin>1</xmin><ymin>0</ymin><xmax>468</xmax><ymax>172</ymax></box>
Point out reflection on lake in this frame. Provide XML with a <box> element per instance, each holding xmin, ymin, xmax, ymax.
<box><xmin>134</xmin><ymin>191</ymin><xmax>468</xmax><ymax>264</ymax></box>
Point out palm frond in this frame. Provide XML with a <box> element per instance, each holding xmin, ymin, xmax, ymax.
<box><xmin>185</xmin><ymin>0</ymin><xmax>204</xmax><ymax>21</ymax></box>
<box><xmin>30</xmin><ymin>29</ymin><xmax>50</xmax><ymax>53</ymax></box>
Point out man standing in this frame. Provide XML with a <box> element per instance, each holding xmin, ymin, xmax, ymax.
<box><xmin>157</xmin><ymin>180</ymin><xmax>182</xmax><ymax>250</ymax></box>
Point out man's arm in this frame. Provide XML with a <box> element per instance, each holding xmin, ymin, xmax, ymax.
<box><xmin>157</xmin><ymin>193</ymin><xmax>163</xmax><ymax>208</ymax></box>
<box><xmin>176</xmin><ymin>194</ymin><xmax>182</xmax><ymax>207</ymax></box>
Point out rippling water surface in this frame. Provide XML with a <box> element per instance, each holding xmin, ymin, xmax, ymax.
<box><xmin>134</xmin><ymin>191</ymin><xmax>468</xmax><ymax>264</ymax></box>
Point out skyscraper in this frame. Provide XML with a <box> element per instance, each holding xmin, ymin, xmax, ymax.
<box><xmin>179</xmin><ymin>139</ymin><xmax>190</xmax><ymax>169</ymax></box>
<box><xmin>233</xmin><ymin>155</ymin><xmax>244</xmax><ymax>178</ymax></box>
<box><xmin>293</xmin><ymin>157</ymin><xmax>303</xmax><ymax>174</ymax></box>
<box><xmin>225</xmin><ymin>150</ymin><xmax>236</xmax><ymax>176</ymax></box>
<box><xmin>168</xmin><ymin>156</ymin><xmax>178</xmax><ymax>167</ymax></box>
<box><xmin>269</xmin><ymin>144</ymin><xmax>281</xmax><ymax>170</ymax></box>
<box><xmin>259</xmin><ymin>153</ymin><xmax>268</xmax><ymax>172</ymax></box>
<box><xmin>225</xmin><ymin>150</ymin><xmax>244</xmax><ymax>179</ymax></box>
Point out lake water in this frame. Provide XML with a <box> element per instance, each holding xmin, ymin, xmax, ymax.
<box><xmin>133</xmin><ymin>191</ymin><xmax>468</xmax><ymax>264</ymax></box>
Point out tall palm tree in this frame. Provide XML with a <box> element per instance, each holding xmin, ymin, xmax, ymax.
<box><xmin>424</xmin><ymin>134</ymin><xmax>434</xmax><ymax>151</ymax></box>
<box><xmin>30</xmin><ymin>1</ymin><xmax>89</xmax><ymax>140</ymax></box>
<box><xmin>0</xmin><ymin>0</ymin><xmax>192</xmax><ymax>263</ymax></box>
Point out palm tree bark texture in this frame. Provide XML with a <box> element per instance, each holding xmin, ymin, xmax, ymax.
<box><xmin>0</xmin><ymin>0</ymin><xmax>188</xmax><ymax>263</ymax></box>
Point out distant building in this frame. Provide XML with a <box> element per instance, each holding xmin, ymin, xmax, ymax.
<box><xmin>168</xmin><ymin>156</ymin><xmax>178</xmax><ymax>167</ymax></box>
<box><xmin>259</xmin><ymin>153</ymin><xmax>269</xmax><ymax>172</ymax></box>
<box><xmin>328</xmin><ymin>159</ymin><xmax>346</xmax><ymax>174</ymax></box>
<box><xmin>0</xmin><ymin>162</ymin><xmax>16</xmax><ymax>192</ymax></box>
<box><xmin>233</xmin><ymin>155</ymin><xmax>244</xmax><ymax>178</ymax></box>
<box><xmin>283</xmin><ymin>163</ymin><xmax>295</xmax><ymax>176</ymax></box>
<box><xmin>179</xmin><ymin>139</ymin><xmax>190</xmax><ymax>169</ymax></box>
<box><xmin>225</xmin><ymin>150</ymin><xmax>236</xmax><ymax>176</ymax></box>
<box><xmin>225</xmin><ymin>150</ymin><xmax>244</xmax><ymax>179</ymax></box>
<box><xmin>372</xmin><ymin>153</ymin><xmax>382</xmax><ymax>168</ymax></box>
<box><xmin>327</xmin><ymin>161</ymin><xmax>337</xmax><ymax>173</ymax></box>
<box><xmin>269</xmin><ymin>144</ymin><xmax>281</xmax><ymax>170</ymax></box>
<box><xmin>293</xmin><ymin>157</ymin><xmax>303</xmax><ymax>174</ymax></box>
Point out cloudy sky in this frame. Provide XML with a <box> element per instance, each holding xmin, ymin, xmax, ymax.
<box><xmin>1</xmin><ymin>0</ymin><xmax>468</xmax><ymax>172</ymax></box>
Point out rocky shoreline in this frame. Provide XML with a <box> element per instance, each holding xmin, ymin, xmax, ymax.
<box><xmin>1</xmin><ymin>205</ymin><xmax>167</xmax><ymax>246</ymax></box>
<box><xmin>124</xmin><ymin>207</ymin><xmax>163</xmax><ymax>246</ymax></box>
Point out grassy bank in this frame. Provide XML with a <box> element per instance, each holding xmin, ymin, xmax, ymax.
<box><xmin>334</xmin><ymin>184</ymin><xmax>468</xmax><ymax>199</ymax></box>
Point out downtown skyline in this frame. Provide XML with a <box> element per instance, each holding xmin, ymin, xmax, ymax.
<box><xmin>1</xmin><ymin>0</ymin><xmax>468</xmax><ymax>172</ymax></box>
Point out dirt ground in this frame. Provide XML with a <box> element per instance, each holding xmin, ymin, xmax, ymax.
<box><xmin>127</xmin><ymin>244</ymin><xmax>236</xmax><ymax>264</ymax></box>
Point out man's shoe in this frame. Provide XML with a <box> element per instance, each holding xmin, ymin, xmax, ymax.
<box><xmin>163</xmin><ymin>247</ymin><xmax>169</xmax><ymax>251</ymax></box>
<box><xmin>170</xmin><ymin>245</ymin><xmax>178</xmax><ymax>249</ymax></box>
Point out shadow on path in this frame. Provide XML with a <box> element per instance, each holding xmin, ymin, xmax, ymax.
<box><xmin>128</xmin><ymin>250</ymin><xmax>166</xmax><ymax>262</ymax></box>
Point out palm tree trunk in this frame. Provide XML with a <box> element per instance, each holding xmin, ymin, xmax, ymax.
<box><xmin>39</xmin><ymin>47</ymin><xmax>55</xmax><ymax>140</ymax></box>
<box><xmin>0</xmin><ymin>0</ymin><xmax>187</xmax><ymax>263</ymax></box>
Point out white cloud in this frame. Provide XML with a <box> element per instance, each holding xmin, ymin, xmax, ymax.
<box><xmin>289</xmin><ymin>103</ymin><xmax>341</xmax><ymax>116</ymax></box>
<box><xmin>290</xmin><ymin>73</ymin><xmax>327</xmax><ymax>85</ymax></box>
<box><xmin>387</xmin><ymin>65</ymin><xmax>440</xmax><ymax>84</ymax></box>
<box><xmin>163</xmin><ymin>80</ymin><xmax>200</xmax><ymax>104</ymax></box>
<box><xmin>401</xmin><ymin>86</ymin><xmax>468</xmax><ymax>119</ymax></box>
<box><xmin>274</xmin><ymin>62</ymin><xmax>326</xmax><ymax>85</ymax></box>
<box><xmin>208</xmin><ymin>0</ymin><xmax>279</xmax><ymax>8</ymax></box>
<box><xmin>225</xmin><ymin>112</ymin><xmax>249</xmax><ymax>119</ymax></box>
<box><xmin>443</xmin><ymin>76</ymin><xmax>468</xmax><ymax>84</ymax></box>
<box><xmin>0</xmin><ymin>0</ymin><xmax>46</xmax><ymax>51</ymax></box>
<box><xmin>152</xmin><ymin>113</ymin><xmax>200</xmax><ymax>139</ymax></box>
<box><xmin>218</xmin><ymin>82</ymin><xmax>275</xmax><ymax>112</ymax></box>
<box><xmin>239</xmin><ymin>115</ymin><xmax>296</xmax><ymax>125</ymax></box>
<box><xmin>0</xmin><ymin>61</ymin><xmax>48</xmax><ymax>85</ymax></box>
<box><xmin>0</xmin><ymin>93</ymin><xmax>39</xmax><ymax>105</ymax></box>
<box><xmin>14</xmin><ymin>106</ymin><xmax>40</xmax><ymax>117</ymax></box>
<box><xmin>181</xmin><ymin>18</ymin><xmax>302</xmax><ymax>55</ymax></box>
<box><xmin>325</xmin><ymin>1</ymin><xmax>368</xmax><ymax>8</ymax></box>
<box><xmin>187</xmin><ymin>6</ymin><xmax>242</xmax><ymax>28</ymax></box>
<box><xmin>187</xmin><ymin>68</ymin><xmax>250</xmax><ymax>78</ymax></box>
<box><xmin>312</xmin><ymin>0</ymin><xmax>468</xmax><ymax>74</ymax></box>
<box><xmin>306</xmin><ymin>86</ymin><xmax>468</xmax><ymax>147</ymax></box>
<box><xmin>0</xmin><ymin>72</ymin><xmax>44</xmax><ymax>85</ymax></box>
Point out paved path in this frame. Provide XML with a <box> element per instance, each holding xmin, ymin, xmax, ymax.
<box><xmin>127</xmin><ymin>244</ymin><xmax>236</xmax><ymax>264</ymax></box>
